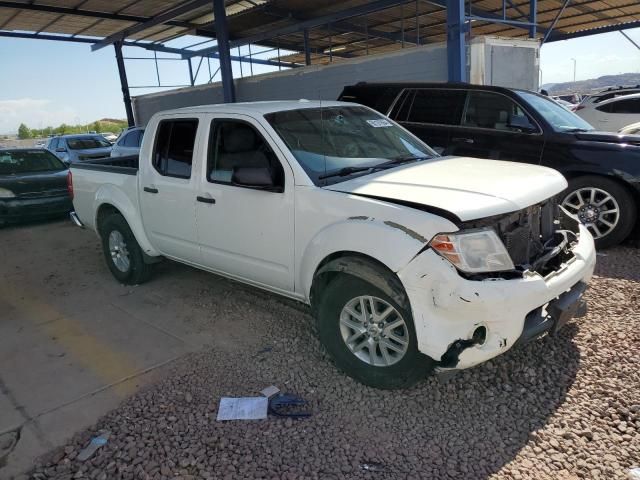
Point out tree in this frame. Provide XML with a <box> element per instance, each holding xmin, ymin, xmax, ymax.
<box><xmin>17</xmin><ymin>123</ymin><xmax>30</xmax><ymax>139</ymax></box>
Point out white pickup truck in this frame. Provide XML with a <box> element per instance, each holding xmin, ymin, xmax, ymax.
<box><xmin>69</xmin><ymin>100</ymin><xmax>596</xmax><ymax>389</ymax></box>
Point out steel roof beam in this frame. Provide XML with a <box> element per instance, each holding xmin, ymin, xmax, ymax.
<box><xmin>0</xmin><ymin>30</ymin><xmax>298</xmax><ymax>67</ymax></box>
<box><xmin>182</xmin><ymin>0</ymin><xmax>412</xmax><ymax>58</ymax></box>
<box><xmin>91</xmin><ymin>0</ymin><xmax>212</xmax><ymax>51</ymax></box>
<box><xmin>0</xmin><ymin>1</ymin><xmax>196</xmax><ymax>29</ymax></box>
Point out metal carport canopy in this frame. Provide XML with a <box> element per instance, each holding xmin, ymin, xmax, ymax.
<box><xmin>1</xmin><ymin>0</ymin><xmax>639</xmax><ymax>120</ymax></box>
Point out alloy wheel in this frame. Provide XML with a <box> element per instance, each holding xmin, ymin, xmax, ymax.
<box><xmin>108</xmin><ymin>230</ymin><xmax>131</xmax><ymax>273</ymax></box>
<box><xmin>339</xmin><ymin>295</ymin><xmax>409</xmax><ymax>367</ymax></box>
<box><xmin>562</xmin><ymin>187</ymin><xmax>620</xmax><ymax>240</ymax></box>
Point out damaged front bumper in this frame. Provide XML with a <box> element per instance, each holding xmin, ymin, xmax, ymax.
<box><xmin>397</xmin><ymin>223</ymin><xmax>596</xmax><ymax>371</ymax></box>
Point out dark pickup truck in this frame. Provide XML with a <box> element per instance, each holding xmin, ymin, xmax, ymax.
<box><xmin>339</xmin><ymin>82</ymin><xmax>640</xmax><ymax>248</ymax></box>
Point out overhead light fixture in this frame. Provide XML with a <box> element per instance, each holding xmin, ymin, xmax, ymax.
<box><xmin>323</xmin><ymin>45</ymin><xmax>347</xmax><ymax>54</ymax></box>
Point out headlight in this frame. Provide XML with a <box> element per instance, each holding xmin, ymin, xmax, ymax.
<box><xmin>429</xmin><ymin>227</ymin><xmax>515</xmax><ymax>273</ymax></box>
<box><xmin>0</xmin><ymin>188</ymin><xmax>15</xmax><ymax>198</ymax></box>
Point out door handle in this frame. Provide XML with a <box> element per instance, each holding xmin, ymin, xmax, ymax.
<box><xmin>452</xmin><ymin>137</ymin><xmax>474</xmax><ymax>144</ymax></box>
<box><xmin>196</xmin><ymin>196</ymin><xmax>216</xmax><ymax>204</ymax></box>
<box><xmin>143</xmin><ymin>186</ymin><xmax>158</xmax><ymax>194</ymax></box>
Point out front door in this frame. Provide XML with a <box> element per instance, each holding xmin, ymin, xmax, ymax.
<box><xmin>138</xmin><ymin>117</ymin><xmax>201</xmax><ymax>263</ymax></box>
<box><xmin>195</xmin><ymin>115</ymin><xmax>295</xmax><ymax>292</ymax></box>
<box><xmin>446</xmin><ymin>90</ymin><xmax>544</xmax><ymax>165</ymax></box>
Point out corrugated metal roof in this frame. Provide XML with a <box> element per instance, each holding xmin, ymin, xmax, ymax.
<box><xmin>0</xmin><ymin>0</ymin><xmax>638</xmax><ymax>64</ymax></box>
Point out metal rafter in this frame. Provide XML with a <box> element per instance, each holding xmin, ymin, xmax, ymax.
<box><xmin>182</xmin><ymin>0</ymin><xmax>413</xmax><ymax>58</ymax></box>
<box><xmin>0</xmin><ymin>1</ymin><xmax>197</xmax><ymax>30</ymax></box>
<box><xmin>91</xmin><ymin>0</ymin><xmax>212</xmax><ymax>51</ymax></box>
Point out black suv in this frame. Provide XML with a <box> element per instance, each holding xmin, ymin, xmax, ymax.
<box><xmin>339</xmin><ymin>82</ymin><xmax>640</xmax><ymax>248</ymax></box>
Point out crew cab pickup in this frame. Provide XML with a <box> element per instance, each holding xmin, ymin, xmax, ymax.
<box><xmin>69</xmin><ymin>101</ymin><xmax>596</xmax><ymax>389</ymax></box>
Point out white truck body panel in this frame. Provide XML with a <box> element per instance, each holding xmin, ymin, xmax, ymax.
<box><xmin>71</xmin><ymin>100</ymin><xmax>596</xmax><ymax>371</ymax></box>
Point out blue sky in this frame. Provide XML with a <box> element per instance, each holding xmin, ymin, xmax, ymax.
<box><xmin>1</xmin><ymin>27</ymin><xmax>639</xmax><ymax>134</ymax></box>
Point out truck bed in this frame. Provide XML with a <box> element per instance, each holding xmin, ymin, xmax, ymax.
<box><xmin>70</xmin><ymin>155</ymin><xmax>138</xmax><ymax>175</ymax></box>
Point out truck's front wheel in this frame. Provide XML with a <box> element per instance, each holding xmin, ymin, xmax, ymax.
<box><xmin>100</xmin><ymin>213</ymin><xmax>153</xmax><ymax>285</ymax></box>
<box><xmin>317</xmin><ymin>274</ymin><xmax>433</xmax><ymax>389</ymax></box>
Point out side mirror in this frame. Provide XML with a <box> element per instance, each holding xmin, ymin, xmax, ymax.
<box><xmin>56</xmin><ymin>147</ymin><xmax>67</xmax><ymax>153</ymax></box>
<box><xmin>231</xmin><ymin>166</ymin><xmax>276</xmax><ymax>190</ymax></box>
<box><xmin>507</xmin><ymin>114</ymin><xmax>537</xmax><ymax>133</ymax></box>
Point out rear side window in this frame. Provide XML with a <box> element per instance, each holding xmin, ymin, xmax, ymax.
<box><xmin>49</xmin><ymin>138</ymin><xmax>59</xmax><ymax>150</ymax></box>
<box><xmin>389</xmin><ymin>90</ymin><xmax>415</xmax><ymax>121</ymax></box>
<box><xmin>122</xmin><ymin>132</ymin><xmax>135</xmax><ymax>147</ymax></box>
<box><xmin>406</xmin><ymin>89</ymin><xmax>466</xmax><ymax>125</ymax></box>
<box><xmin>597</xmin><ymin>98</ymin><xmax>640</xmax><ymax>114</ymax></box>
<box><xmin>153</xmin><ymin>120</ymin><xmax>198</xmax><ymax>179</ymax></box>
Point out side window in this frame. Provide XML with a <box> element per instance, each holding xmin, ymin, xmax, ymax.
<box><xmin>207</xmin><ymin>120</ymin><xmax>284</xmax><ymax>190</ymax></box>
<box><xmin>136</xmin><ymin>130</ymin><xmax>145</xmax><ymax>147</ymax></box>
<box><xmin>389</xmin><ymin>90</ymin><xmax>415</xmax><ymax>122</ymax></box>
<box><xmin>153</xmin><ymin>119</ymin><xmax>198</xmax><ymax>179</ymax></box>
<box><xmin>598</xmin><ymin>98</ymin><xmax>640</xmax><ymax>114</ymax></box>
<box><xmin>406</xmin><ymin>89</ymin><xmax>466</xmax><ymax>125</ymax></box>
<box><xmin>123</xmin><ymin>131</ymin><xmax>141</xmax><ymax>147</ymax></box>
<box><xmin>50</xmin><ymin>138</ymin><xmax>59</xmax><ymax>150</ymax></box>
<box><xmin>462</xmin><ymin>91</ymin><xmax>536</xmax><ymax>132</ymax></box>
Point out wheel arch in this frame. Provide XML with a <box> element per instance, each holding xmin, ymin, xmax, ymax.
<box><xmin>93</xmin><ymin>186</ymin><xmax>159</xmax><ymax>257</ymax></box>
<box><xmin>309</xmin><ymin>252</ymin><xmax>409</xmax><ymax>316</ymax></box>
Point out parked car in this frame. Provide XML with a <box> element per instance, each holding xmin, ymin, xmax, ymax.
<box><xmin>0</xmin><ymin>148</ymin><xmax>72</xmax><ymax>226</ymax></box>
<box><xmin>111</xmin><ymin>127</ymin><xmax>144</xmax><ymax>157</ymax></box>
<box><xmin>101</xmin><ymin>132</ymin><xmax>118</xmax><ymax>143</ymax></box>
<box><xmin>574</xmin><ymin>93</ymin><xmax>640</xmax><ymax>132</ymax></box>
<box><xmin>339</xmin><ymin>82</ymin><xmax>640</xmax><ymax>248</ymax></box>
<box><xmin>68</xmin><ymin>101</ymin><xmax>595</xmax><ymax>389</ymax></box>
<box><xmin>620</xmin><ymin>122</ymin><xmax>640</xmax><ymax>135</ymax></box>
<box><xmin>45</xmin><ymin>134</ymin><xmax>112</xmax><ymax>164</ymax></box>
<box><xmin>575</xmin><ymin>86</ymin><xmax>640</xmax><ymax>111</ymax></box>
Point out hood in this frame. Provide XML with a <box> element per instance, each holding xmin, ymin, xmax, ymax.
<box><xmin>325</xmin><ymin>156</ymin><xmax>567</xmax><ymax>222</ymax></box>
<box><xmin>575</xmin><ymin>131</ymin><xmax>640</xmax><ymax>146</ymax></box>
<box><xmin>0</xmin><ymin>169</ymin><xmax>68</xmax><ymax>197</ymax></box>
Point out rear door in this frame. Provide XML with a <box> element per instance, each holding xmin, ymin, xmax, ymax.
<box><xmin>593</xmin><ymin>97</ymin><xmax>640</xmax><ymax>131</ymax></box>
<box><xmin>446</xmin><ymin>90</ymin><xmax>544</xmax><ymax>164</ymax></box>
<box><xmin>392</xmin><ymin>88</ymin><xmax>466</xmax><ymax>155</ymax></box>
<box><xmin>194</xmin><ymin>114</ymin><xmax>295</xmax><ymax>292</ymax></box>
<box><xmin>138</xmin><ymin>117</ymin><xmax>202</xmax><ymax>263</ymax></box>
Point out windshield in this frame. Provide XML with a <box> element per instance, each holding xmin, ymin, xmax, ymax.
<box><xmin>67</xmin><ymin>136</ymin><xmax>112</xmax><ymax>150</ymax></box>
<box><xmin>0</xmin><ymin>150</ymin><xmax>66</xmax><ymax>175</ymax></box>
<box><xmin>265</xmin><ymin>106</ymin><xmax>436</xmax><ymax>185</ymax></box>
<box><xmin>517</xmin><ymin>91</ymin><xmax>594</xmax><ymax>132</ymax></box>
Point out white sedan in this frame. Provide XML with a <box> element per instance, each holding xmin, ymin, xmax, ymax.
<box><xmin>575</xmin><ymin>93</ymin><xmax>640</xmax><ymax>132</ymax></box>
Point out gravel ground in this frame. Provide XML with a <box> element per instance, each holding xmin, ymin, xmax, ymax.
<box><xmin>28</xmin><ymin>247</ymin><xmax>639</xmax><ymax>480</ymax></box>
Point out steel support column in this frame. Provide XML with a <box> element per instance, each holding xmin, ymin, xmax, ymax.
<box><xmin>529</xmin><ymin>0</ymin><xmax>537</xmax><ymax>38</ymax></box>
<box><xmin>303</xmin><ymin>28</ymin><xmax>311</xmax><ymax>66</ymax></box>
<box><xmin>114</xmin><ymin>41</ymin><xmax>134</xmax><ymax>127</ymax></box>
<box><xmin>213</xmin><ymin>0</ymin><xmax>235</xmax><ymax>103</ymax></box>
<box><xmin>446</xmin><ymin>0</ymin><xmax>466</xmax><ymax>82</ymax></box>
<box><xmin>187</xmin><ymin>58</ymin><xmax>195</xmax><ymax>85</ymax></box>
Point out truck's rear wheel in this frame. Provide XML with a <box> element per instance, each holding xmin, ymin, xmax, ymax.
<box><xmin>316</xmin><ymin>274</ymin><xmax>433</xmax><ymax>389</ymax></box>
<box><xmin>100</xmin><ymin>213</ymin><xmax>152</xmax><ymax>285</ymax></box>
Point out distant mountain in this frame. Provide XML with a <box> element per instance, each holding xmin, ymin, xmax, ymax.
<box><xmin>543</xmin><ymin>72</ymin><xmax>640</xmax><ymax>95</ymax></box>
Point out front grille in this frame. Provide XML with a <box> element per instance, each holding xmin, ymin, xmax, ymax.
<box><xmin>462</xmin><ymin>198</ymin><xmax>579</xmax><ymax>273</ymax></box>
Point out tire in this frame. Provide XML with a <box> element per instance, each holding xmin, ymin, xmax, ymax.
<box><xmin>561</xmin><ymin>175</ymin><xmax>637</xmax><ymax>249</ymax></box>
<box><xmin>99</xmin><ymin>213</ymin><xmax>153</xmax><ymax>285</ymax></box>
<box><xmin>316</xmin><ymin>274</ymin><xmax>433</xmax><ymax>389</ymax></box>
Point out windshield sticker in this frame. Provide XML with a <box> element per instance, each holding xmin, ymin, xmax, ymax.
<box><xmin>366</xmin><ymin>119</ymin><xmax>392</xmax><ymax>128</ymax></box>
